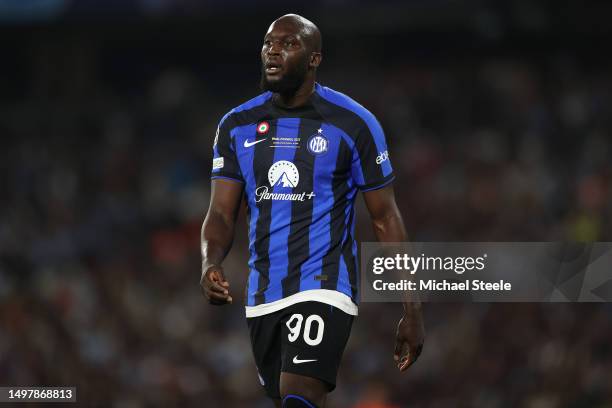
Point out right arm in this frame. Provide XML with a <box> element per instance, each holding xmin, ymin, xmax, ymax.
<box><xmin>200</xmin><ymin>178</ymin><xmax>244</xmax><ymax>305</ymax></box>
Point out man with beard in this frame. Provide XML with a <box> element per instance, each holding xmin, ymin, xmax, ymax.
<box><xmin>200</xmin><ymin>14</ymin><xmax>425</xmax><ymax>408</ymax></box>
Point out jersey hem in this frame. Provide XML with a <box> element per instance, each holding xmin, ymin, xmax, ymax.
<box><xmin>245</xmin><ymin>289</ymin><xmax>358</xmax><ymax>318</ymax></box>
<box><xmin>211</xmin><ymin>175</ymin><xmax>245</xmax><ymax>184</ymax></box>
<box><xmin>358</xmin><ymin>174</ymin><xmax>395</xmax><ymax>192</ymax></box>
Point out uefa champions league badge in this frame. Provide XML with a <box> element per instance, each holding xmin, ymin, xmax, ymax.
<box><xmin>256</xmin><ymin>121</ymin><xmax>270</xmax><ymax>134</ymax></box>
<box><xmin>307</xmin><ymin>128</ymin><xmax>329</xmax><ymax>156</ymax></box>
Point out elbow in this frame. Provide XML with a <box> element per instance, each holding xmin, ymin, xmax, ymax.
<box><xmin>370</xmin><ymin>208</ymin><xmax>406</xmax><ymax>241</ymax></box>
<box><xmin>371</xmin><ymin>212</ymin><xmax>396</xmax><ymax>235</ymax></box>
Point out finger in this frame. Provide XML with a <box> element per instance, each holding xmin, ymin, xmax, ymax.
<box><xmin>399</xmin><ymin>344</ymin><xmax>423</xmax><ymax>371</ymax></box>
<box><xmin>207</xmin><ymin>271</ymin><xmax>230</xmax><ymax>292</ymax></box>
<box><xmin>209</xmin><ymin>294</ymin><xmax>233</xmax><ymax>305</ymax></box>
<box><xmin>393</xmin><ymin>338</ymin><xmax>405</xmax><ymax>362</ymax></box>
<box><xmin>399</xmin><ymin>353</ymin><xmax>413</xmax><ymax>371</ymax></box>
<box><xmin>206</xmin><ymin>280</ymin><xmax>229</xmax><ymax>295</ymax></box>
<box><xmin>208</xmin><ymin>269</ymin><xmax>227</xmax><ymax>283</ymax></box>
<box><xmin>207</xmin><ymin>291</ymin><xmax>230</xmax><ymax>301</ymax></box>
<box><xmin>398</xmin><ymin>348</ymin><xmax>415</xmax><ymax>371</ymax></box>
<box><xmin>209</xmin><ymin>297</ymin><xmax>229</xmax><ymax>305</ymax></box>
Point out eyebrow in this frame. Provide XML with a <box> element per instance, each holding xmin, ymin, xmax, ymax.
<box><xmin>264</xmin><ymin>33</ymin><xmax>300</xmax><ymax>41</ymax></box>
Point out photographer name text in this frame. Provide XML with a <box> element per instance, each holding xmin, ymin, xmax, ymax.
<box><xmin>372</xmin><ymin>279</ymin><xmax>512</xmax><ymax>291</ymax></box>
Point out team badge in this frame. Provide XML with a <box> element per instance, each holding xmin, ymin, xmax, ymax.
<box><xmin>256</xmin><ymin>121</ymin><xmax>270</xmax><ymax>134</ymax></box>
<box><xmin>307</xmin><ymin>129</ymin><xmax>328</xmax><ymax>155</ymax></box>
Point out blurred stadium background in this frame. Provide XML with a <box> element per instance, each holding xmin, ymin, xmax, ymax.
<box><xmin>1</xmin><ymin>1</ymin><xmax>612</xmax><ymax>407</ymax></box>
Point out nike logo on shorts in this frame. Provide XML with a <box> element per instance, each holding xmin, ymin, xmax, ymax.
<box><xmin>244</xmin><ymin>138</ymin><xmax>266</xmax><ymax>148</ymax></box>
<box><xmin>292</xmin><ymin>355</ymin><xmax>317</xmax><ymax>364</ymax></box>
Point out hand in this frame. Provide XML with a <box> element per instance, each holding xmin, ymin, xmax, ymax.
<box><xmin>200</xmin><ymin>264</ymin><xmax>232</xmax><ymax>305</ymax></box>
<box><xmin>393</xmin><ymin>313</ymin><xmax>425</xmax><ymax>372</ymax></box>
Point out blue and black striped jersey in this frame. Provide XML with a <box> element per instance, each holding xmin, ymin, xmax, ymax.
<box><xmin>211</xmin><ymin>83</ymin><xmax>394</xmax><ymax>317</ymax></box>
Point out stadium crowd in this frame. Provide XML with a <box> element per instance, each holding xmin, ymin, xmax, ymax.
<box><xmin>1</xmin><ymin>30</ymin><xmax>611</xmax><ymax>407</ymax></box>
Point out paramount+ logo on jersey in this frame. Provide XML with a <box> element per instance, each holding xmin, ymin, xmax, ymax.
<box><xmin>254</xmin><ymin>160</ymin><xmax>316</xmax><ymax>202</ymax></box>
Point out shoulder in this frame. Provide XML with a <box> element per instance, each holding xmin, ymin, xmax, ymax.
<box><xmin>219</xmin><ymin>91</ymin><xmax>273</xmax><ymax>129</ymax></box>
<box><xmin>313</xmin><ymin>83</ymin><xmax>382</xmax><ymax>135</ymax></box>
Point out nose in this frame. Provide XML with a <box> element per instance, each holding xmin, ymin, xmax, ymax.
<box><xmin>267</xmin><ymin>40</ymin><xmax>281</xmax><ymax>56</ymax></box>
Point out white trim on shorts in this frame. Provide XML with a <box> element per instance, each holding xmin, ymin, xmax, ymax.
<box><xmin>245</xmin><ymin>289</ymin><xmax>358</xmax><ymax>318</ymax></box>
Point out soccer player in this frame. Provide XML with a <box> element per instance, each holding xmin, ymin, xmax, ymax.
<box><xmin>200</xmin><ymin>14</ymin><xmax>424</xmax><ymax>408</ymax></box>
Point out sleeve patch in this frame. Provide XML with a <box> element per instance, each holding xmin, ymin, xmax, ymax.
<box><xmin>212</xmin><ymin>157</ymin><xmax>224</xmax><ymax>170</ymax></box>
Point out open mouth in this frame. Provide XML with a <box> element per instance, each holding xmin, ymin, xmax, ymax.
<box><xmin>265</xmin><ymin>63</ymin><xmax>282</xmax><ymax>74</ymax></box>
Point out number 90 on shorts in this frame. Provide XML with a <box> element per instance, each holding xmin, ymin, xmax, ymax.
<box><xmin>286</xmin><ymin>313</ymin><xmax>325</xmax><ymax>346</ymax></box>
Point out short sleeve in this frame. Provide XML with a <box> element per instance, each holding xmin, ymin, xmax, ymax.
<box><xmin>211</xmin><ymin>114</ymin><xmax>244</xmax><ymax>183</ymax></box>
<box><xmin>350</xmin><ymin>117</ymin><xmax>394</xmax><ymax>191</ymax></box>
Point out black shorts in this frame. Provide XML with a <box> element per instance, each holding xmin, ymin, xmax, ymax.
<box><xmin>247</xmin><ymin>301</ymin><xmax>354</xmax><ymax>399</ymax></box>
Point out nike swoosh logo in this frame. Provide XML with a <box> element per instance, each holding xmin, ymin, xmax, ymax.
<box><xmin>244</xmin><ymin>138</ymin><xmax>266</xmax><ymax>148</ymax></box>
<box><xmin>293</xmin><ymin>355</ymin><xmax>317</xmax><ymax>364</ymax></box>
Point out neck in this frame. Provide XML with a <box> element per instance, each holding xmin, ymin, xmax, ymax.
<box><xmin>274</xmin><ymin>77</ymin><xmax>316</xmax><ymax>109</ymax></box>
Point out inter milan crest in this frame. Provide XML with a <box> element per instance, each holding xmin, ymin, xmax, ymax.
<box><xmin>307</xmin><ymin>128</ymin><xmax>329</xmax><ymax>155</ymax></box>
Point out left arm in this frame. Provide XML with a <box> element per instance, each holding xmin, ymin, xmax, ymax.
<box><xmin>363</xmin><ymin>184</ymin><xmax>425</xmax><ymax>372</ymax></box>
